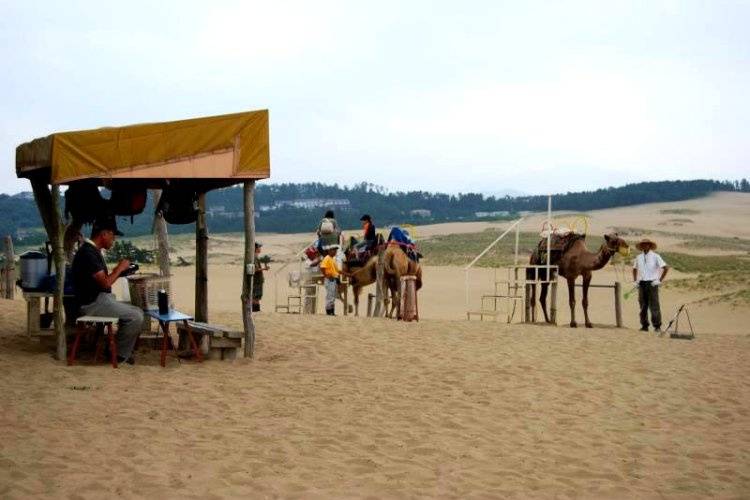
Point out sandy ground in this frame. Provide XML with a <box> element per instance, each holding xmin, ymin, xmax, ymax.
<box><xmin>2</xmin><ymin>193</ymin><xmax>750</xmax><ymax>498</ymax></box>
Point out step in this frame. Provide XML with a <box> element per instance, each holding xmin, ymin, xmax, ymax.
<box><xmin>466</xmin><ymin>309</ymin><xmax>502</xmax><ymax>320</ymax></box>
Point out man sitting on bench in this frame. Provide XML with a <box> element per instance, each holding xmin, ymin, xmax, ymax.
<box><xmin>71</xmin><ymin>215</ymin><xmax>144</xmax><ymax>365</ymax></box>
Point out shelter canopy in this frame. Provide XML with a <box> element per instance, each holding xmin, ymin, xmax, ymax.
<box><xmin>16</xmin><ymin>110</ymin><xmax>270</xmax><ymax>185</ymax></box>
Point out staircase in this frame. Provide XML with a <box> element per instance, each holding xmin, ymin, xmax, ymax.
<box><xmin>466</xmin><ymin>274</ymin><xmax>524</xmax><ymax>323</ymax></box>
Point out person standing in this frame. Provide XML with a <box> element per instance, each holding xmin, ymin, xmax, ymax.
<box><xmin>632</xmin><ymin>238</ymin><xmax>669</xmax><ymax>332</ymax></box>
<box><xmin>319</xmin><ymin>246</ymin><xmax>340</xmax><ymax>316</ymax></box>
<box><xmin>252</xmin><ymin>242</ymin><xmax>269</xmax><ymax>312</ymax></box>
<box><xmin>71</xmin><ymin>215</ymin><xmax>144</xmax><ymax>364</ymax></box>
<box><xmin>317</xmin><ymin>210</ymin><xmax>342</xmax><ymax>253</ymax></box>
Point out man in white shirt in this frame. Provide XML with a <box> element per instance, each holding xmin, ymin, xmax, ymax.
<box><xmin>632</xmin><ymin>238</ymin><xmax>669</xmax><ymax>332</ymax></box>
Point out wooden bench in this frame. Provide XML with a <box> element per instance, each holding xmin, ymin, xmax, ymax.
<box><xmin>176</xmin><ymin>321</ymin><xmax>242</xmax><ymax>360</ymax></box>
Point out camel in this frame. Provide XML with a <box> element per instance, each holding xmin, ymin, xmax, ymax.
<box><xmin>528</xmin><ymin>233</ymin><xmax>629</xmax><ymax>328</ymax></box>
<box><xmin>382</xmin><ymin>244</ymin><xmax>423</xmax><ymax>319</ymax></box>
<box><xmin>340</xmin><ymin>256</ymin><xmax>378</xmax><ymax>316</ymax></box>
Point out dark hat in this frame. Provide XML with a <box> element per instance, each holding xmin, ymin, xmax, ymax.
<box><xmin>360</xmin><ymin>214</ymin><xmax>372</xmax><ymax>222</ymax></box>
<box><xmin>92</xmin><ymin>215</ymin><xmax>123</xmax><ymax>236</ymax></box>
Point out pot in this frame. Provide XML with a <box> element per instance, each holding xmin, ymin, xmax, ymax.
<box><xmin>19</xmin><ymin>251</ymin><xmax>48</xmax><ymax>290</ymax></box>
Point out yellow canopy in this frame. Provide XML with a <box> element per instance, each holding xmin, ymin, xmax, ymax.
<box><xmin>16</xmin><ymin>110</ymin><xmax>270</xmax><ymax>184</ymax></box>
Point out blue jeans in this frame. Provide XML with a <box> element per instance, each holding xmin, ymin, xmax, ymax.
<box><xmin>81</xmin><ymin>293</ymin><xmax>144</xmax><ymax>358</ymax></box>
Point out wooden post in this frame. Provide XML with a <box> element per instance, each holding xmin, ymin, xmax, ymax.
<box><xmin>367</xmin><ymin>293</ymin><xmax>375</xmax><ymax>317</ymax></box>
<box><xmin>195</xmin><ymin>193</ymin><xmax>208</xmax><ymax>323</ymax></box>
<box><xmin>241</xmin><ymin>181</ymin><xmax>256</xmax><ymax>358</ymax></box>
<box><xmin>524</xmin><ymin>283</ymin><xmax>532</xmax><ymax>323</ymax></box>
<box><xmin>4</xmin><ymin>235</ymin><xmax>14</xmax><ymax>299</ymax></box>
<box><xmin>30</xmin><ymin>178</ymin><xmax>66</xmax><ymax>360</ymax></box>
<box><xmin>50</xmin><ymin>185</ymin><xmax>66</xmax><ymax>362</ymax></box>
<box><xmin>151</xmin><ymin>190</ymin><xmax>171</xmax><ymax>278</ymax></box>
<box><xmin>550</xmin><ymin>280</ymin><xmax>558</xmax><ymax>325</ymax></box>
<box><xmin>63</xmin><ymin>220</ymin><xmax>83</xmax><ymax>264</ymax></box>
<box><xmin>30</xmin><ymin>177</ymin><xmax>55</xmax><ymax>238</ymax></box>
<box><xmin>373</xmin><ymin>252</ymin><xmax>385</xmax><ymax>317</ymax></box>
<box><xmin>614</xmin><ymin>281</ymin><xmax>623</xmax><ymax>327</ymax></box>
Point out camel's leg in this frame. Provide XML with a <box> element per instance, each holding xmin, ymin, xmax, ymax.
<box><xmin>390</xmin><ymin>288</ymin><xmax>400</xmax><ymax>319</ymax></box>
<box><xmin>528</xmin><ymin>284</ymin><xmax>537</xmax><ymax>323</ymax></box>
<box><xmin>353</xmin><ymin>286</ymin><xmax>360</xmax><ymax>317</ymax></box>
<box><xmin>383</xmin><ymin>281</ymin><xmax>391</xmax><ymax>318</ymax></box>
<box><xmin>567</xmin><ymin>277</ymin><xmax>577</xmax><ymax>328</ymax></box>
<box><xmin>582</xmin><ymin>273</ymin><xmax>593</xmax><ymax>328</ymax></box>
<box><xmin>540</xmin><ymin>282</ymin><xmax>550</xmax><ymax>323</ymax></box>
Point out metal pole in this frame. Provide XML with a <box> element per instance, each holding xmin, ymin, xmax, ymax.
<box><xmin>546</xmin><ymin>195</ymin><xmax>551</xmax><ymax>272</ymax></box>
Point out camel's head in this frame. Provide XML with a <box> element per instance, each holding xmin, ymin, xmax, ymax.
<box><xmin>604</xmin><ymin>233</ymin><xmax>630</xmax><ymax>257</ymax></box>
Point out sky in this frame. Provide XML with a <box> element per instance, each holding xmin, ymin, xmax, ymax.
<box><xmin>1</xmin><ymin>0</ymin><xmax>748</xmax><ymax>195</ymax></box>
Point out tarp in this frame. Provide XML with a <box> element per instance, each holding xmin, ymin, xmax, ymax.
<box><xmin>16</xmin><ymin>110</ymin><xmax>270</xmax><ymax>184</ymax></box>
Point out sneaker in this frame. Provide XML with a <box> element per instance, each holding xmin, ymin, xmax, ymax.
<box><xmin>117</xmin><ymin>355</ymin><xmax>135</xmax><ymax>365</ymax></box>
<box><xmin>654</xmin><ymin>327</ymin><xmax>662</xmax><ymax>334</ymax></box>
<box><xmin>639</xmin><ymin>327</ymin><xmax>649</xmax><ymax>332</ymax></box>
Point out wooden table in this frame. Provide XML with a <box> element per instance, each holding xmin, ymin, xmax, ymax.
<box><xmin>22</xmin><ymin>291</ymin><xmax>58</xmax><ymax>337</ymax></box>
<box><xmin>145</xmin><ymin>309</ymin><xmax>203</xmax><ymax>367</ymax></box>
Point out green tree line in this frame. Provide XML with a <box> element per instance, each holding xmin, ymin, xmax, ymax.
<box><xmin>2</xmin><ymin>178</ymin><xmax>748</xmax><ymax>245</ymax></box>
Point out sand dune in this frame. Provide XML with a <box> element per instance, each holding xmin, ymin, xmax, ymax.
<box><xmin>2</xmin><ymin>193</ymin><xmax>749</xmax><ymax>498</ymax></box>
<box><xmin>1</xmin><ymin>299</ymin><xmax>749</xmax><ymax>498</ymax></box>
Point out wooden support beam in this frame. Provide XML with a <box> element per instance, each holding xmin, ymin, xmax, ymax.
<box><xmin>241</xmin><ymin>181</ymin><xmax>256</xmax><ymax>358</ymax></box>
<box><xmin>195</xmin><ymin>192</ymin><xmax>208</xmax><ymax>322</ymax></box>
<box><xmin>151</xmin><ymin>190</ymin><xmax>171</xmax><ymax>278</ymax></box>
<box><xmin>50</xmin><ymin>185</ymin><xmax>66</xmax><ymax>362</ymax></box>
<box><xmin>4</xmin><ymin>235</ymin><xmax>14</xmax><ymax>299</ymax></box>
<box><xmin>29</xmin><ymin>177</ymin><xmax>66</xmax><ymax>360</ymax></box>
<box><xmin>63</xmin><ymin>220</ymin><xmax>83</xmax><ymax>264</ymax></box>
<box><xmin>30</xmin><ymin>177</ymin><xmax>55</xmax><ymax>238</ymax></box>
<box><xmin>373</xmin><ymin>252</ymin><xmax>385</xmax><ymax>317</ymax></box>
<box><xmin>614</xmin><ymin>281</ymin><xmax>623</xmax><ymax>328</ymax></box>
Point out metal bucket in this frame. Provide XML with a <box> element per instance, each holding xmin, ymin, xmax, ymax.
<box><xmin>19</xmin><ymin>251</ymin><xmax>48</xmax><ymax>290</ymax></box>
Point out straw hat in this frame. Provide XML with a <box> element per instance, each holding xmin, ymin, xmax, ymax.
<box><xmin>636</xmin><ymin>238</ymin><xmax>657</xmax><ymax>251</ymax></box>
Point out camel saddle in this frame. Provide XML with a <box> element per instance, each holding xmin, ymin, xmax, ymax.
<box><xmin>534</xmin><ymin>233</ymin><xmax>585</xmax><ymax>263</ymax></box>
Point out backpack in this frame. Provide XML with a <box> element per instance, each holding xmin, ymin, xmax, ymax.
<box><xmin>110</xmin><ymin>184</ymin><xmax>147</xmax><ymax>217</ymax></box>
<box><xmin>64</xmin><ymin>181</ymin><xmax>107</xmax><ymax>223</ymax></box>
<box><xmin>156</xmin><ymin>187</ymin><xmax>198</xmax><ymax>225</ymax></box>
<box><xmin>319</xmin><ymin>218</ymin><xmax>335</xmax><ymax>235</ymax></box>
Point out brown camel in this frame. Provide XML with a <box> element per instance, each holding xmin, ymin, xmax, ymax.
<box><xmin>382</xmin><ymin>244</ymin><xmax>423</xmax><ymax>319</ymax></box>
<box><xmin>341</xmin><ymin>256</ymin><xmax>378</xmax><ymax>316</ymax></box>
<box><xmin>529</xmin><ymin>233</ymin><xmax>629</xmax><ymax>328</ymax></box>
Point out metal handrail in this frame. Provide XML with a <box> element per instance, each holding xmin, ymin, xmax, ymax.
<box><xmin>464</xmin><ymin>218</ymin><xmax>523</xmax><ymax>307</ymax></box>
<box><xmin>464</xmin><ymin>218</ymin><xmax>523</xmax><ymax>271</ymax></box>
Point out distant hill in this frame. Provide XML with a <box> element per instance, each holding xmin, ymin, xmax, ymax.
<box><xmin>2</xmin><ymin>178</ymin><xmax>748</xmax><ymax>246</ymax></box>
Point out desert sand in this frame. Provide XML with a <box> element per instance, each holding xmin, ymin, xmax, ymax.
<box><xmin>1</xmin><ymin>193</ymin><xmax>749</xmax><ymax>498</ymax></box>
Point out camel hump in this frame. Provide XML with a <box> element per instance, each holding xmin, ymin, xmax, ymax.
<box><xmin>537</xmin><ymin>232</ymin><xmax>584</xmax><ymax>253</ymax></box>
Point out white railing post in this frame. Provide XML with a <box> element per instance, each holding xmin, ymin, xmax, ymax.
<box><xmin>464</xmin><ymin>217</ymin><xmax>523</xmax><ymax>314</ymax></box>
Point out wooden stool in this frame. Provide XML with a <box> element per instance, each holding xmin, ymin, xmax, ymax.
<box><xmin>68</xmin><ymin>316</ymin><xmax>119</xmax><ymax>368</ymax></box>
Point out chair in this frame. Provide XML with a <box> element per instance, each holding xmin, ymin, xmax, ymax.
<box><xmin>68</xmin><ymin>316</ymin><xmax>120</xmax><ymax>368</ymax></box>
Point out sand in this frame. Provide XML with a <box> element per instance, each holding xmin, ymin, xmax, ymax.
<box><xmin>2</xmin><ymin>193</ymin><xmax>750</xmax><ymax>498</ymax></box>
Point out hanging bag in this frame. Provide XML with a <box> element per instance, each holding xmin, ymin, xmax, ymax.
<box><xmin>64</xmin><ymin>181</ymin><xmax>107</xmax><ymax>223</ymax></box>
<box><xmin>156</xmin><ymin>187</ymin><xmax>198</xmax><ymax>225</ymax></box>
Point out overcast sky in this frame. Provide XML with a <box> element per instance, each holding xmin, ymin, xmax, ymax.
<box><xmin>1</xmin><ymin>1</ymin><xmax>748</xmax><ymax>195</ymax></box>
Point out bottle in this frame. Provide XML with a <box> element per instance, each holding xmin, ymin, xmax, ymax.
<box><xmin>157</xmin><ymin>289</ymin><xmax>169</xmax><ymax>315</ymax></box>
